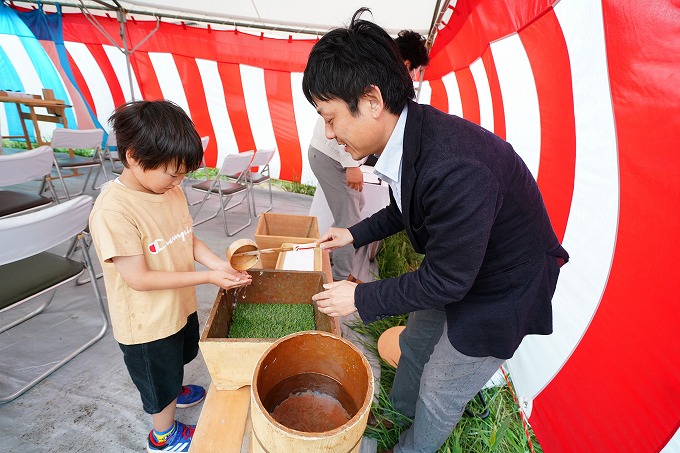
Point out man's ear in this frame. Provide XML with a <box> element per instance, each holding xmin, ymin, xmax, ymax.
<box><xmin>364</xmin><ymin>85</ymin><xmax>385</xmax><ymax>118</ymax></box>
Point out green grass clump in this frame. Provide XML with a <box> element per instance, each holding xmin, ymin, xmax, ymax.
<box><xmin>228</xmin><ymin>303</ymin><xmax>315</xmax><ymax>338</ymax></box>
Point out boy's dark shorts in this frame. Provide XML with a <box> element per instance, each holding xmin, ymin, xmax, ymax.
<box><xmin>119</xmin><ymin>312</ymin><xmax>200</xmax><ymax>414</ymax></box>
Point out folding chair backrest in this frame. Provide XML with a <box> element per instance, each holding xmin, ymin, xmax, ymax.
<box><xmin>0</xmin><ymin>195</ymin><xmax>92</xmax><ymax>266</ymax></box>
<box><xmin>51</xmin><ymin>129</ymin><xmax>104</xmax><ymax>150</ymax></box>
<box><xmin>0</xmin><ymin>146</ymin><xmax>54</xmax><ymax>186</ymax></box>
<box><xmin>219</xmin><ymin>151</ymin><xmax>254</xmax><ymax>178</ymax></box>
<box><xmin>106</xmin><ymin>132</ymin><xmax>117</xmax><ymax>148</ymax></box>
<box><xmin>251</xmin><ymin>147</ymin><xmax>276</xmax><ymax>167</ymax></box>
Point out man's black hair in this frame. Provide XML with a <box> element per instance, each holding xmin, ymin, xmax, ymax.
<box><xmin>302</xmin><ymin>8</ymin><xmax>415</xmax><ymax>115</ymax></box>
<box><xmin>396</xmin><ymin>30</ymin><xmax>430</xmax><ymax>70</ymax></box>
<box><xmin>109</xmin><ymin>100</ymin><xmax>203</xmax><ymax>172</ymax></box>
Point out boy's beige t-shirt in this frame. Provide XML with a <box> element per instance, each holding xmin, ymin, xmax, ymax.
<box><xmin>89</xmin><ymin>181</ymin><xmax>197</xmax><ymax>345</ymax></box>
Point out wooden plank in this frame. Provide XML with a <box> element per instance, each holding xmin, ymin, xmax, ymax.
<box><xmin>190</xmin><ymin>385</ymin><xmax>250</xmax><ymax>453</ymax></box>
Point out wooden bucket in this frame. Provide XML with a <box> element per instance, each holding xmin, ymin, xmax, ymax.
<box><xmin>251</xmin><ymin>331</ymin><xmax>373</xmax><ymax>452</ymax></box>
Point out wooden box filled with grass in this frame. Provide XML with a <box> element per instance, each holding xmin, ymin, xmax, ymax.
<box><xmin>199</xmin><ymin>269</ymin><xmax>340</xmax><ymax>390</ymax></box>
<box><xmin>254</xmin><ymin>213</ymin><xmax>319</xmax><ymax>268</ymax></box>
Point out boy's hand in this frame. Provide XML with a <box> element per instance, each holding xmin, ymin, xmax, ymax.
<box><xmin>212</xmin><ymin>259</ymin><xmax>251</xmax><ymax>279</ymax></box>
<box><xmin>208</xmin><ymin>270</ymin><xmax>251</xmax><ymax>290</ymax></box>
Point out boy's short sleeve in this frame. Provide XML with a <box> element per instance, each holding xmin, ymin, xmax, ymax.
<box><xmin>90</xmin><ymin>208</ymin><xmax>144</xmax><ymax>263</ymax></box>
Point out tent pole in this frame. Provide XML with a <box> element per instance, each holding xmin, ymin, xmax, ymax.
<box><xmin>77</xmin><ymin>0</ymin><xmax>159</xmax><ymax>102</ymax></box>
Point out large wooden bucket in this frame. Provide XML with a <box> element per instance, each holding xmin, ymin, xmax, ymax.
<box><xmin>251</xmin><ymin>331</ymin><xmax>374</xmax><ymax>452</ymax></box>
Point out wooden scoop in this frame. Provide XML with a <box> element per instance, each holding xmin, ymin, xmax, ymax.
<box><xmin>231</xmin><ymin>242</ymin><xmax>319</xmax><ymax>257</ymax></box>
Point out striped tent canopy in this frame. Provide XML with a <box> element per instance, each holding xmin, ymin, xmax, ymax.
<box><xmin>1</xmin><ymin>1</ymin><xmax>678</xmax><ymax>451</ymax></box>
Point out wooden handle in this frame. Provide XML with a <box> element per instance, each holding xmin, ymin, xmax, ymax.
<box><xmin>231</xmin><ymin>243</ymin><xmax>320</xmax><ymax>257</ymax></box>
<box><xmin>231</xmin><ymin>246</ymin><xmax>291</xmax><ymax>257</ymax></box>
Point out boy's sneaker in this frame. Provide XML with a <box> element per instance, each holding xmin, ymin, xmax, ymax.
<box><xmin>176</xmin><ymin>385</ymin><xmax>206</xmax><ymax>408</ymax></box>
<box><xmin>147</xmin><ymin>421</ymin><xmax>195</xmax><ymax>452</ymax></box>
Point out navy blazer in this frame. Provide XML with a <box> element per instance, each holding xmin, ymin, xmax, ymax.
<box><xmin>350</xmin><ymin>101</ymin><xmax>569</xmax><ymax>359</ymax></box>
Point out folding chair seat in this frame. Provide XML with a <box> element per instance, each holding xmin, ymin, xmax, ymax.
<box><xmin>50</xmin><ymin>128</ymin><xmax>107</xmax><ymax>199</ymax></box>
<box><xmin>0</xmin><ymin>146</ymin><xmax>58</xmax><ymax>218</ymax></box>
<box><xmin>249</xmin><ymin>147</ymin><xmax>276</xmax><ymax>216</ymax></box>
<box><xmin>191</xmin><ymin>151</ymin><xmax>254</xmax><ymax>236</ymax></box>
<box><xmin>0</xmin><ymin>194</ymin><xmax>108</xmax><ymax>402</ymax></box>
<box><xmin>183</xmin><ymin>136</ymin><xmax>210</xmax><ymax>205</ymax></box>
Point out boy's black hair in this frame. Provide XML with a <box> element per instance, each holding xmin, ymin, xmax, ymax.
<box><xmin>109</xmin><ymin>100</ymin><xmax>203</xmax><ymax>172</ymax></box>
<box><xmin>302</xmin><ymin>8</ymin><xmax>414</xmax><ymax>115</ymax></box>
<box><xmin>396</xmin><ymin>30</ymin><xmax>430</xmax><ymax>70</ymax></box>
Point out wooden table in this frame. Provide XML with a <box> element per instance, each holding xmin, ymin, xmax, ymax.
<box><xmin>0</xmin><ymin>91</ymin><xmax>71</xmax><ymax>150</ymax></box>
<box><xmin>191</xmin><ymin>252</ymin><xmax>335</xmax><ymax>452</ymax></box>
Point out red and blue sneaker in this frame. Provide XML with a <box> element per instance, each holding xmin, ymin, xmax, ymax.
<box><xmin>147</xmin><ymin>420</ymin><xmax>195</xmax><ymax>452</ymax></box>
<box><xmin>176</xmin><ymin>385</ymin><xmax>206</xmax><ymax>408</ymax></box>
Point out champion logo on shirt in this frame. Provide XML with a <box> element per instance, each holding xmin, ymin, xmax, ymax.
<box><xmin>147</xmin><ymin>225</ymin><xmax>193</xmax><ymax>254</ymax></box>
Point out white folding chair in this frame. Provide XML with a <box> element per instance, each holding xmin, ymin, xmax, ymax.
<box><xmin>191</xmin><ymin>151</ymin><xmax>254</xmax><ymax>236</ymax></box>
<box><xmin>103</xmin><ymin>132</ymin><xmax>123</xmax><ymax>175</ymax></box>
<box><xmin>248</xmin><ymin>147</ymin><xmax>276</xmax><ymax>216</ymax></box>
<box><xmin>0</xmin><ymin>195</ymin><xmax>108</xmax><ymax>402</ymax></box>
<box><xmin>50</xmin><ymin>128</ymin><xmax>107</xmax><ymax>199</ymax></box>
<box><xmin>0</xmin><ymin>146</ymin><xmax>58</xmax><ymax>218</ymax></box>
<box><xmin>183</xmin><ymin>136</ymin><xmax>210</xmax><ymax>205</ymax></box>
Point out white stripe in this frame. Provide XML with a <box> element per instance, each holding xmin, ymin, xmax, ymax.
<box><xmin>103</xmin><ymin>44</ymin><xmax>141</xmax><ymax>101</ymax></box>
<box><xmin>196</xmin><ymin>58</ymin><xmax>239</xmax><ymax>168</ymax></box>
<box><xmin>0</xmin><ymin>35</ymin><xmax>45</xmax><ymax>97</ymax></box>
<box><xmin>417</xmin><ymin>80</ymin><xmax>431</xmax><ymax>106</ymax></box>
<box><xmin>441</xmin><ymin>71</ymin><xmax>463</xmax><ymax>117</ymax></box>
<box><xmin>240</xmin><ymin>64</ymin><xmax>277</xmax><ymax>152</ymax></box>
<box><xmin>65</xmin><ymin>41</ymin><xmax>116</xmax><ymax>131</ymax></box>
<box><xmin>492</xmin><ymin>34</ymin><xmax>541</xmax><ymax>178</ymax></box>
<box><xmin>149</xmin><ymin>52</ymin><xmax>191</xmax><ymax>117</ymax></box>
<box><xmin>508</xmin><ymin>0</ymin><xmax>619</xmax><ymax>406</ymax></box>
<box><xmin>290</xmin><ymin>71</ymin><xmax>318</xmax><ymax>185</ymax></box>
<box><xmin>661</xmin><ymin>427</ymin><xmax>680</xmax><ymax>453</ymax></box>
<box><xmin>0</xmin><ymin>35</ymin><xmax>61</xmax><ymax>139</ymax></box>
<box><xmin>470</xmin><ymin>57</ymin><xmax>494</xmax><ymax>133</ymax></box>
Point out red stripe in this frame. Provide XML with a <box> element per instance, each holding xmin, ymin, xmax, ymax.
<box><xmin>427</xmin><ymin>0</ymin><xmax>555</xmax><ymax>79</ymax></box>
<box><xmin>518</xmin><ymin>9</ymin><xmax>574</xmax><ymax>243</ymax></box>
<box><xmin>218</xmin><ymin>62</ymin><xmax>256</xmax><ymax>154</ymax></box>
<box><xmin>532</xmin><ymin>1</ymin><xmax>680</xmax><ymax>451</ymax></box>
<box><xmin>264</xmin><ymin>70</ymin><xmax>301</xmax><ymax>182</ymax></box>
<box><xmin>130</xmin><ymin>52</ymin><xmax>164</xmax><ymax>100</ymax></box>
<box><xmin>86</xmin><ymin>44</ymin><xmax>126</xmax><ymax>109</ymax></box>
<box><xmin>455</xmin><ymin>67</ymin><xmax>480</xmax><ymax>125</ymax></box>
<box><xmin>40</xmin><ymin>41</ymin><xmax>95</xmax><ymax>129</ymax></box>
<box><xmin>66</xmin><ymin>49</ymin><xmax>97</xmax><ymax>118</ymax></box>
<box><xmin>427</xmin><ymin>79</ymin><xmax>449</xmax><ymax>113</ymax></box>
<box><xmin>481</xmin><ymin>48</ymin><xmax>505</xmax><ymax>140</ymax></box>
<box><xmin>172</xmin><ymin>55</ymin><xmax>218</xmax><ymax>167</ymax></box>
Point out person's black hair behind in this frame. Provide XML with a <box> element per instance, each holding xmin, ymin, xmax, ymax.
<box><xmin>302</xmin><ymin>7</ymin><xmax>415</xmax><ymax>115</ymax></box>
<box><xmin>109</xmin><ymin>100</ymin><xmax>203</xmax><ymax>172</ymax></box>
<box><xmin>396</xmin><ymin>29</ymin><xmax>430</xmax><ymax>70</ymax></box>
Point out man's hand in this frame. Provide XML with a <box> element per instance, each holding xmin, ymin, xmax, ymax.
<box><xmin>312</xmin><ymin>281</ymin><xmax>358</xmax><ymax>317</ymax></box>
<box><xmin>345</xmin><ymin>167</ymin><xmax>364</xmax><ymax>192</ymax></box>
<box><xmin>316</xmin><ymin>227</ymin><xmax>354</xmax><ymax>252</ymax></box>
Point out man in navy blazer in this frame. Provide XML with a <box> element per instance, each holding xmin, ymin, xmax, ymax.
<box><xmin>306</xmin><ymin>9</ymin><xmax>569</xmax><ymax>453</ymax></box>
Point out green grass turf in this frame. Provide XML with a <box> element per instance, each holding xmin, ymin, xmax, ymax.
<box><xmin>228</xmin><ymin>303</ymin><xmax>316</xmax><ymax>338</ymax></box>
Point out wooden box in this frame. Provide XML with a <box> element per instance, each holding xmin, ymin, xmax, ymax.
<box><xmin>199</xmin><ymin>269</ymin><xmax>340</xmax><ymax>390</ymax></box>
<box><xmin>254</xmin><ymin>213</ymin><xmax>319</xmax><ymax>268</ymax></box>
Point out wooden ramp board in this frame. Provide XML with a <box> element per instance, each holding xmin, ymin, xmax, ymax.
<box><xmin>191</xmin><ymin>385</ymin><xmax>250</xmax><ymax>452</ymax></box>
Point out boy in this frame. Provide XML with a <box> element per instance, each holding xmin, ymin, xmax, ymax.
<box><xmin>307</xmin><ymin>9</ymin><xmax>568</xmax><ymax>453</ymax></box>
<box><xmin>89</xmin><ymin>100</ymin><xmax>251</xmax><ymax>452</ymax></box>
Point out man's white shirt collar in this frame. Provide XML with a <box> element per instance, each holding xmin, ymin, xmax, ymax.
<box><xmin>374</xmin><ymin>104</ymin><xmax>408</xmax><ymax>212</ymax></box>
